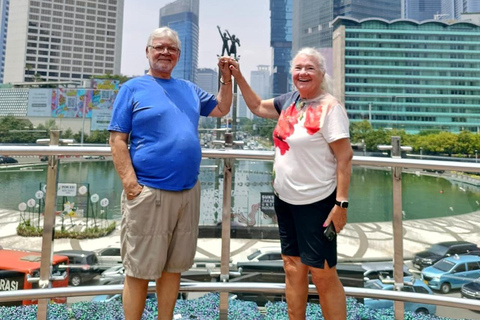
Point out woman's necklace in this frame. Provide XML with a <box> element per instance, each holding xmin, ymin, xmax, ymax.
<box><xmin>295</xmin><ymin>92</ymin><xmax>327</xmax><ymax>111</ymax></box>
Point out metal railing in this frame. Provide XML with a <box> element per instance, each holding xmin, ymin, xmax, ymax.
<box><xmin>1</xmin><ymin>136</ymin><xmax>480</xmax><ymax>320</ymax></box>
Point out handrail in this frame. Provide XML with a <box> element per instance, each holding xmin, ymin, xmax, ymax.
<box><xmin>1</xmin><ymin>144</ymin><xmax>480</xmax><ymax>318</ymax></box>
<box><xmin>0</xmin><ymin>282</ymin><xmax>479</xmax><ymax>311</ymax></box>
<box><xmin>1</xmin><ymin>145</ymin><xmax>480</xmax><ymax>173</ymax></box>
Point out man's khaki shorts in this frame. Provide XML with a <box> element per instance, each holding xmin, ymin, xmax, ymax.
<box><xmin>120</xmin><ymin>182</ymin><xmax>200</xmax><ymax>279</ymax></box>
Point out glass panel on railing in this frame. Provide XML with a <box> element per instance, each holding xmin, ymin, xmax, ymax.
<box><xmin>2</xmin><ymin>154</ymin><xmax>480</xmax><ymax>317</ymax></box>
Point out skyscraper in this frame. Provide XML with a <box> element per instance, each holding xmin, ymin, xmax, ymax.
<box><xmin>402</xmin><ymin>0</ymin><xmax>442</xmax><ymax>21</ymax></box>
<box><xmin>196</xmin><ymin>68</ymin><xmax>217</xmax><ymax>95</ymax></box>
<box><xmin>292</xmin><ymin>0</ymin><xmax>401</xmax><ymax>53</ymax></box>
<box><xmin>3</xmin><ymin>0</ymin><xmax>124</xmax><ymax>84</ymax></box>
<box><xmin>0</xmin><ymin>0</ymin><xmax>9</xmax><ymax>84</ymax></box>
<box><xmin>251</xmin><ymin>65</ymin><xmax>271</xmax><ymax>100</ymax></box>
<box><xmin>439</xmin><ymin>0</ymin><xmax>464</xmax><ymax>20</ymax></box>
<box><xmin>270</xmin><ymin>0</ymin><xmax>292</xmax><ymax>96</ymax></box>
<box><xmin>159</xmin><ymin>0</ymin><xmax>199</xmax><ymax>83</ymax></box>
<box><xmin>466</xmin><ymin>0</ymin><xmax>480</xmax><ymax>12</ymax></box>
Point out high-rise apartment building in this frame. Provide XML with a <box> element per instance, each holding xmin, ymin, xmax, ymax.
<box><xmin>3</xmin><ymin>0</ymin><xmax>124</xmax><ymax>84</ymax></box>
<box><xmin>196</xmin><ymin>68</ymin><xmax>217</xmax><ymax>95</ymax></box>
<box><xmin>0</xmin><ymin>0</ymin><xmax>9</xmax><ymax>84</ymax></box>
<box><xmin>292</xmin><ymin>0</ymin><xmax>401</xmax><ymax>54</ymax></box>
<box><xmin>402</xmin><ymin>0</ymin><xmax>441</xmax><ymax>21</ymax></box>
<box><xmin>159</xmin><ymin>0</ymin><xmax>199</xmax><ymax>83</ymax></box>
<box><xmin>332</xmin><ymin>17</ymin><xmax>480</xmax><ymax>133</ymax></box>
<box><xmin>270</xmin><ymin>0</ymin><xmax>292</xmax><ymax>96</ymax></box>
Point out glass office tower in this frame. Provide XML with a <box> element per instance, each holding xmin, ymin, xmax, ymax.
<box><xmin>332</xmin><ymin>17</ymin><xmax>480</xmax><ymax>133</ymax></box>
<box><xmin>293</xmin><ymin>0</ymin><xmax>401</xmax><ymax>52</ymax></box>
<box><xmin>402</xmin><ymin>0</ymin><xmax>442</xmax><ymax>21</ymax></box>
<box><xmin>270</xmin><ymin>0</ymin><xmax>292</xmax><ymax>96</ymax></box>
<box><xmin>159</xmin><ymin>0</ymin><xmax>199</xmax><ymax>83</ymax></box>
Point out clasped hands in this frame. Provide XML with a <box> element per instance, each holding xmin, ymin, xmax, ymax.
<box><xmin>217</xmin><ymin>56</ymin><xmax>242</xmax><ymax>84</ymax></box>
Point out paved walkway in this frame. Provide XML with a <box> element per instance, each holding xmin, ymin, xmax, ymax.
<box><xmin>1</xmin><ymin>208</ymin><xmax>479</xmax><ymax>265</ymax></box>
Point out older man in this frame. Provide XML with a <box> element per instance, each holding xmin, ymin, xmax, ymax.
<box><xmin>108</xmin><ymin>27</ymin><xmax>232</xmax><ymax>320</ymax></box>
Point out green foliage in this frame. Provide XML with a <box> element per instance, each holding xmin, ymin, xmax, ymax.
<box><xmin>0</xmin><ymin>115</ymin><xmax>45</xmax><ymax>143</ymax></box>
<box><xmin>17</xmin><ymin>221</ymin><xmax>116</xmax><ymax>239</ymax></box>
<box><xmin>85</xmin><ymin>130</ymin><xmax>110</xmax><ymax>144</ymax></box>
<box><xmin>256</xmin><ymin>118</ymin><xmax>276</xmax><ymax>143</ymax></box>
<box><xmin>93</xmin><ymin>74</ymin><xmax>131</xmax><ymax>84</ymax></box>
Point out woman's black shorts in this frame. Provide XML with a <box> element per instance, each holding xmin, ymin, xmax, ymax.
<box><xmin>274</xmin><ymin>190</ymin><xmax>337</xmax><ymax>269</ymax></box>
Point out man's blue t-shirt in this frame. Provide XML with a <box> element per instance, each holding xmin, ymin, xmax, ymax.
<box><xmin>108</xmin><ymin>75</ymin><xmax>217</xmax><ymax>191</ymax></box>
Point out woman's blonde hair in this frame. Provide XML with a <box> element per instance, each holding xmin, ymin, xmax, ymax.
<box><xmin>290</xmin><ymin>47</ymin><xmax>332</xmax><ymax>94</ymax></box>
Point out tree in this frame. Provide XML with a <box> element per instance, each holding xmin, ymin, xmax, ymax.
<box><xmin>93</xmin><ymin>74</ymin><xmax>131</xmax><ymax>84</ymax></box>
<box><xmin>62</xmin><ymin>128</ymin><xmax>74</xmax><ymax>139</ymax></box>
<box><xmin>455</xmin><ymin>130</ymin><xmax>474</xmax><ymax>155</ymax></box>
<box><xmin>350</xmin><ymin>120</ymin><xmax>373</xmax><ymax>144</ymax></box>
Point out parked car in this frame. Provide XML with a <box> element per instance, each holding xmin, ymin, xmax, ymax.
<box><xmin>412</xmin><ymin>241</ymin><xmax>480</xmax><ymax>270</ymax></box>
<box><xmin>91</xmin><ymin>291</ymin><xmax>156</xmax><ymax>303</ymax></box>
<box><xmin>461</xmin><ymin>277</ymin><xmax>480</xmax><ymax>300</ymax></box>
<box><xmin>83</xmin><ymin>155</ymin><xmax>105</xmax><ymax>160</ymax></box>
<box><xmin>231</xmin><ymin>246</ymin><xmax>282</xmax><ymax>270</ymax></box>
<box><xmin>361</xmin><ymin>261</ymin><xmax>412</xmax><ymax>281</ymax></box>
<box><xmin>0</xmin><ymin>156</ymin><xmax>18</xmax><ymax>164</ymax></box>
<box><xmin>98</xmin><ymin>265</ymin><xmax>125</xmax><ymax>285</ymax></box>
<box><xmin>95</xmin><ymin>246</ymin><xmax>121</xmax><ymax>270</ymax></box>
<box><xmin>364</xmin><ymin>277</ymin><xmax>436</xmax><ymax>315</ymax></box>
<box><xmin>55</xmin><ymin>250</ymin><xmax>101</xmax><ymax>286</ymax></box>
<box><xmin>421</xmin><ymin>255</ymin><xmax>480</xmax><ymax>293</ymax></box>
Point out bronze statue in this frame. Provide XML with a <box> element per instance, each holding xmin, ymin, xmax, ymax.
<box><xmin>217</xmin><ymin>26</ymin><xmax>230</xmax><ymax>56</ymax></box>
<box><xmin>226</xmin><ymin>30</ymin><xmax>240</xmax><ymax>59</ymax></box>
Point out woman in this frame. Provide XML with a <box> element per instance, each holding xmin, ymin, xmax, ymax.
<box><xmin>228</xmin><ymin>48</ymin><xmax>352</xmax><ymax>320</ymax></box>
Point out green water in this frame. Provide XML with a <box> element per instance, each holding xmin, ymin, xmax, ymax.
<box><xmin>1</xmin><ymin>160</ymin><xmax>479</xmax><ymax>224</ymax></box>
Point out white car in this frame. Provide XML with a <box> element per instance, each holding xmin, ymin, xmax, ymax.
<box><xmin>231</xmin><ymin>246</ymin><xmax>282</xmax><ymax>270</ymax></box>
<box><xmin>99</xmin><ymin>265</ymin><xmax>125</xmax><ymax>285</ymax></box>
<box><xmin>96</xmin><ymin>246</ymin><xmax>121</xmax><ymax>270</ymax></box>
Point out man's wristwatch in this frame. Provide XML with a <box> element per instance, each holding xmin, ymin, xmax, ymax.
<box><xmin>335</xmin><ymin>200</ymin><xmax>349</xmax><ymax>208</ymax></box>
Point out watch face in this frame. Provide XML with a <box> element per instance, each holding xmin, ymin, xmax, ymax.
<box><xmin>336</xmin><ymin>200</ymin><xmax>348</xmax><ymax>208</ymax></box>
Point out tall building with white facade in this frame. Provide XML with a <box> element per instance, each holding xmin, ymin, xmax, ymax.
<box><xmin>3</xmin><ymin>0</ymin><xmax>124</xmax><ymax>84</ymax></box>
<box><xmin>0</xmin><ymin>0</ymin><xmax>9</xmax><ymax>84</ymax></box>
<box><xmin>160</xmin><ymin>0</ymin><xmax>199</xmax><ymax>83</ymax></box>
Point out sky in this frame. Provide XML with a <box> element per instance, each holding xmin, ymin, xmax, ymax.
<box><xmin>121</xmin><ymin>0</ymin><xmax>271</xmax><ymax>80</ymax></box>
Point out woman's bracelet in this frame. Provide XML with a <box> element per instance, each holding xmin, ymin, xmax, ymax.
<box><xmin>220</xmin><ymin>77</ymin><xmax>232</xmax><ymax>85</ymax></box>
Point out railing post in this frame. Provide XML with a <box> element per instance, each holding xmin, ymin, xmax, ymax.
<box><xmin>391</xmin><ymin>136</ymin><xmax>405</xmax><ymax>320</ymax></box>
<box><xmin>378</xmin><ymin>136</ymin><xmax>412</xmax><ymax>320</ymax></box>
<box><xmin>219</xmin><ymin>133</ymin><xmax>234</xmax><ymax>320</ymax></box>
<box><xmin>37</xmin><ymin>130</ymin><xmax>60</xmax><ymax>320</ymax></box>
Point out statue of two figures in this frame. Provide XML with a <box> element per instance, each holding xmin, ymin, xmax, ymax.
<box><xmin>217</xmin><ymin>26</ymin><xmax>240</xmax><ymax>59</ymax></box>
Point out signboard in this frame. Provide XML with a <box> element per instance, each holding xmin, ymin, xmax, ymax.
<box><xmin>92</xmin><ymin>79</ymin><xmax>119</xmax><ymax>90</ymax></box>
<box><xmin>0</xmin><ymin>270</ymin><xmax>25</xmax><ymax>306</ymax></box>
<box><xmin>91</xmin><ymin>109</ymin><xmax>113</xmax><ymax>130</ymax></box>
<box><xmin>57</xmin><ymin>183</ymin><xmax>77</xmax><ymax>196</ymax></box>
<box><xmin>260</xmin><ymin>192</ymin><xmax>275</xmax><ymax>218</ymax></box>
<box><xmin>26</xmin><ymin>89</ymin><xmax>52</xmax><ymax>117</ymax></box>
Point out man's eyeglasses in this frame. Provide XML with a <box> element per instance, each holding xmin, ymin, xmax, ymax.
<box><xmin>148</xmin><ymin>45</ymin><xmax>180</xmax><ymax>54</ymax></box>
